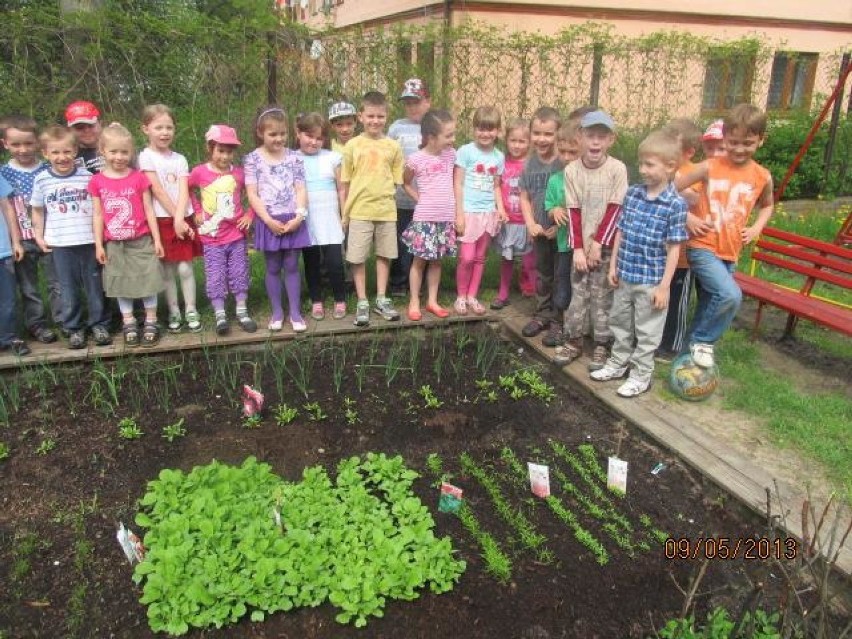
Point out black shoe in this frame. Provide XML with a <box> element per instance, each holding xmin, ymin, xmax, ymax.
<box><xmin>68</xmin><ymin>330</ymin><xmax>87</xmax><ymax>349</ymax></box>
<box><xmin>490</xmin><ymin>298</ymin><xmax>510</xmax><ymax>310</ymax></box>
<box><xmin>3</xmin><ymin>338</ymin><xmax>31</xmax><ymax>357</ymax></box>
<box><xmin>542</xmin><ymin>324</ymin><xmax>564</xmax><ymax>348</ymax></box>
<box><xmin>521</xmin><ymin>319</ymin><xmax>546</xmax><ymax>338</ymax></box>
<box><xmin>92</xmin><ymin>325</ymin><xmax>113</xmax><ymax>346</ymax></box>
<box><xmin>215</xmin><ymin>316</ymin><xmax>230</xmax><ymax>336</ymax></box>
<box><xmin>32</xmin><ymin>326</ymin><xmax>57</xmax><ymax>344</ymax></box>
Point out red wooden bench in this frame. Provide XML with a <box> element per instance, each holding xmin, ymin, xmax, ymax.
<box><xmin>734</xmin><ymin>227</ymin><xmax>852</xmax><ymax>338</ymax></box>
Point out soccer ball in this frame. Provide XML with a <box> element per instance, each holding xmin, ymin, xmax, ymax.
<box><xmin>668</xmin><ymin>353</ymin><xmax>719</xmax><ymax>402</ymax></box>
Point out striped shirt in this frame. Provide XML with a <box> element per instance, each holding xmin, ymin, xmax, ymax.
<box><xmin>29</xmin><ymin>167</ymin><xmax>94</xmax><ymax>247</ymax></box>
<box><xmin>565</xmin><ymin>156</ymin><xmax>628</xmax><ymax>248</ymax></box>
<box><xmin>407</xmin><ymin>148</ymin><xmax>456</xmax><ymax>223</ymax></box>
<box><xmin>1</xmin><ymin>161</ymin><xmax>48</xmax><ymax>240</ymax></box>
<box><xmin>615</xmin><ymin>183</ymin><xmax>688</xmax><ymax>285</ymax></box>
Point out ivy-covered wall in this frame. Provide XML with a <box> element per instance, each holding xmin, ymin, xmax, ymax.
<box><xmin>1</xmin><ymin>1</ymin><xmax>848</xmax><ymax>197</ymax></box>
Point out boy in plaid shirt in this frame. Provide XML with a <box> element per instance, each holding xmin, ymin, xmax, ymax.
<box><xmin>589</xmin><ymin>130</ymin><xmax>688</xmax><ymax>397</ymax></box>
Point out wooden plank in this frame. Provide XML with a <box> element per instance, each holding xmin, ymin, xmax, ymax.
<box><xmin>502</xmin><ymin>313</ymin><xmax>852</xmax><ymax>577</ymax></box>
<box><xmin>0</xmin><ymin>314</ymin><xmax>487</xmax><ymax>370</ymax></box>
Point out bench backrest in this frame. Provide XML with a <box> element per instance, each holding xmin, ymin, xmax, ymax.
<box><xmin>752</xmin><ymin>227</ymin><xmax>852</xmax><ymax>295</ymax></box>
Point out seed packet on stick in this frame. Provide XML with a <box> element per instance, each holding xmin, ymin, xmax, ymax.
<box><xmin>117</xmin><ymin>522</ymin><xmax>145</xmax><ymax>565</ymax></box>
<box><xmin>607</xmin><ymin>457</ymin><xmax>628</xmax><ymax>494</ymax></box>
<box><xmin>242</xmin><ymin>384</ymin><xmax>264</xmax><ymax>417</ymax></box>
<box><xmin>438</xmin><ymin>483</ymin><xmax>463</xmax><ymax>513</ymax></box>
<box><xmin>528</xmin><ymin>463</ymin><xmax>550</xmax><ymax>498</ymax></box>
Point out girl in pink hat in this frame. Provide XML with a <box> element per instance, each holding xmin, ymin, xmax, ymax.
<box><xmin>187</xmin><ymin>125</ymin><xmax>257</xmax><ymax>335</ymax></box>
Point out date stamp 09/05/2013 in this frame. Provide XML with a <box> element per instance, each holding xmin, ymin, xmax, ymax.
<box><xmin>664</xmin><ymin>536</ymin><xmax>800</xmax><ymax>561</ymax></box>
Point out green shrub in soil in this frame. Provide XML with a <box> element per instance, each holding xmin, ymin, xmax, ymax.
<box><xmin>133</xmin><ymin>454</ymin><xmax>465</xmax><ymax>635</ymax></box>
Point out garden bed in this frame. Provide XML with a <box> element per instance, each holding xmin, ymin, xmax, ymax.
<box><xmin>0</xmin><ymin>324</ymin><xmax>805</xmax><ymax>638</ymax></box>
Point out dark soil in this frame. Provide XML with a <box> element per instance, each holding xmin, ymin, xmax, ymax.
<box><xmin>0</xmin><ymin>324</ymin><xmax>801</xmax><ymax>638</ymax></box>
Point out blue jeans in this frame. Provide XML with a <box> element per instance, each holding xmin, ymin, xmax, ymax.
<box><xmin>552</xmin><ymin>249</ymin><xmax>573</xmax><ymax>313</ymax></box>
<box><xmin>686</xmin><ymin>248</ymin><xmax>741</xmax><ymax>346</ymax></box>
<box><xmin>390</xmin><ymin>207</ymin><xmax>414</xmax><ymax>289</ymax></box>
<box><xmin>52</xmin><ymin>244</ymin><xmax>108</xmax><ymax>332</ymax></box>
<box><xmin>0</xmin><ymin>257</ymin><xmax>19</xmax><ymax>346</ymax></box>
<box><xmin>15</xmin><ymin>239</ymin><xmax>62</xmax><ymax>331</ymax></box>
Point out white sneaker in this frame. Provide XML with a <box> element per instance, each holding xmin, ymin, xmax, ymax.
<box><xmin>589</xmin><ymin>363</ymin><xmax>628</xmax><ymax>381</ymax></box>
<box><xmin>617</xmin><ymin>377</ymin><xmax>650</xmax><ymax>397</ymax></box>
<box><xmin>690</xmin><ymin>343</ymin><xmax>715</xmax><ymax>368</ymax></box>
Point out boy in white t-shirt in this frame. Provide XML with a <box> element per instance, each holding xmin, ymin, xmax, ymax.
<box><xmin>31</xmin><ymin>126</ymin><xmax>111</xmax><ymax>349</ymax></box>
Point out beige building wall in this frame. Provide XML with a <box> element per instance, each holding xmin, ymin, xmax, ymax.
<box><xmin>294</xmin><ymin>0</ymin><xmax>851</xmax><ymax>126</ymax></box>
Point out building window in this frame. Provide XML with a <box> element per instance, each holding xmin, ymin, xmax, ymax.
<box><xmin>766</xmin><ymin>52</ymin><xmax>818</xmax><ymax>111</ymax></box>
<box><xmin>702</xmin><ymin>51</ymin><xmax>754</xmax><ymax>112</ymax></box>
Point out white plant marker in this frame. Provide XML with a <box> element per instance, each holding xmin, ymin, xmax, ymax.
<box><xmin>528</xmin><ymin>462</ymin><xmax>550</xmax><ymax>498</ymax></box>
<box><xmin>607</xmin><ymin>457</ymin><xmax>628</xmax><ymax>494</ymax></box>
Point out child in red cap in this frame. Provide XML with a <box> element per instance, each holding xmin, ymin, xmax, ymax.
<box><xmin>65</xmin><ymin>101</ymin><xmax>104</xmax><ymax>173</ymax></box>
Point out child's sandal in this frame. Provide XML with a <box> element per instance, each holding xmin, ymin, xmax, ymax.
<box><xmin>123</xmin><ymin>323</ymin><xmax>140</xmax><ymax>348</ymax></box>
<box><xmin>141</xmin><ymin>322</ymin><xmax>160</xmax><ymax>348</ymax></box>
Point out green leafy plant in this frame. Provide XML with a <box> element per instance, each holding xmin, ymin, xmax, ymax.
<box><xmin>161</xmin><ymin>418</ymin><xmax>186</xmax><ymax>442</ymax></box>
<box><xmin>303</xmin><ymin>401</ymin><xmax>327</xmax><ymax>421</ymax></box>
<box><xmin>0</xmin><ymin>442</ymin><xmax>9</xmax><ymax>460</ymax></box>
<box><xmin>659</xmin><ymin>606</ymin><xmax>782</xmax><ymax>639</ymax></box>
<box><xmin>242</xmin><ymin>413</ymin><xmax>263</xmax><ymax>429</ymax></box>
<box><xmin>272</xmin><ymin>403</ymin><xmax>299</xmax><ymax>426</ymax></box>
<box><xmin>418</xmin><ymin>385</ymin><xmax>443</xmax><ymax>409</ymax></box>
<box><xmin>133</xmin><ymin>455</ymin><xmax>465</xmax><ymax>634</ymax></box>
<box><xmin>35</xmin><ymin>438</ymin><xmax>56</xmax><ymax>455</ymax></box>
<box><xmin>343</xmin><ymin>398</ymin><xmax>359</xmax><ymax>426</ymax></box>
<box><xmin>118</xmin><ymin>417</ymin><xmax>144</xmax><ymax>440</ymax></box>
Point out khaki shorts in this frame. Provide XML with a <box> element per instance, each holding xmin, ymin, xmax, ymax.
<box><xmin>346</xmin><ymin>220</ymin><xmax>398</xmax><ymax>263</ymax></box>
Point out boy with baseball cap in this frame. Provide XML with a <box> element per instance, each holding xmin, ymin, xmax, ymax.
<box><xmin>65</xmin><ymin>100</ymin><xmax>104</xmax><ymax>173</ymax></box>
<box><xmin>388</xmin><ymin>78</ymin><xmax>431</xmax><ymax>296</ymax></box>
<box><xmin>328</xmin><ymin>101</ymin><xmax>357</xmax><ymax>153</ymax></box>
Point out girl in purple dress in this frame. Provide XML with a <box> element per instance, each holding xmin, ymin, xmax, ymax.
<box><xmin>244</xmin><ymin>106</ymin><xmax>310</xmax><ymax>332</ymax></box>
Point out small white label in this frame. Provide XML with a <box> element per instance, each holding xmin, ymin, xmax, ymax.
<box><xmin>117</xmin><ymin>522</ymin><xmax>145</xmax><ymax>565</ymax></box>
<box><xmin>607</xmin><ymin>457</ymin><xmax>628</xmax><ymax>494</ymax></box>
<box><xmin>528</xmin><ymin>463</ymin><xmax>551</xmax><ymax>498</ymax></box>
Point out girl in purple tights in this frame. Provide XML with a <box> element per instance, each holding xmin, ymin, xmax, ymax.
<box><xmin>244</xmin><ymin>106</ymin><xmax>310</xmax><ymax>332</ymax></box>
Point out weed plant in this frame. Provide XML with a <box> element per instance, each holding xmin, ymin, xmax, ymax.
<box><xmin>118</xmin><ymin>418</ymin><xmax>144</xmax><ymax>440</ymax></box>
<box><xmin>242</xmin><ymin>414</ymin><xmax>262</xmax><ymax>429</ymax></box>
<box><xmin>161</xmin><ymin>419</ymin><xmax>187</xmax><ymax>442</ymax></box>
<box><xmin>303</xmin><ymin>402</ymin><xmax>327</xmax><ymax>421</ymax></box>
<box><xmin>0</xmin><ymin>442</ymin><xmax>9</xmax><ymax>460</ymax></box>
<box><xmin>418</xmin><ymin>385</ymin><xmax>443</xmax><ymax>409</ymax></box>
<box><xmin>272</xmin><ymin>404</ymin><xmax>299</xmax><ymax>426</ymax></box>
<box><xmin>35</xmin><ymin>438</ymin><xmax>56</xmax><ymax>455</ymax></box>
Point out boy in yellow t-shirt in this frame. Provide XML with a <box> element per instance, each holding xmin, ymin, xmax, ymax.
<box><xmin>341</xmin><ymin>91</ymin><xmax>405</xmax><ymax>327</ymax></box>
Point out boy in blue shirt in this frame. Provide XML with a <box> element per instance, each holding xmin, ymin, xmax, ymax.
<box><xmin>1</xmin><ymin>116</ymin><xmax>59</xmax><ymax>343</ymax></box>
<box><xmin>0</xmin><ymin>173</ymin><xmax>30</xmax><ymax>356</ymax></box>
<box><xmin>589</xmin><ymin>130</ymin><xmax>688</xmax><ymax>397</ymax></box>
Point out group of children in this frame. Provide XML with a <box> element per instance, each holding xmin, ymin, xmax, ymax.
<box><xmin>1</xmin><ymin>80</ymin><xmax>774</xmax><ymax>398</ymax></box>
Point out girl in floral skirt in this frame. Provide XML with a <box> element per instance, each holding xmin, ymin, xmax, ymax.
<box><xmin>400</xmin><ymin>109</ymin><xmax>457</xmax><ymax>321</ymax></box>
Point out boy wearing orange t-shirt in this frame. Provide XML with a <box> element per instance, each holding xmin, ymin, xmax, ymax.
<box><xmin>675</xmin><ymin>104</ymin><xmax>774</xmax><ymax>369</ymax></box>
